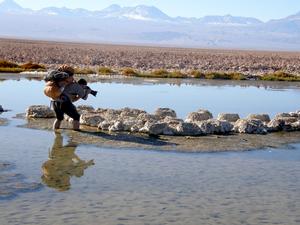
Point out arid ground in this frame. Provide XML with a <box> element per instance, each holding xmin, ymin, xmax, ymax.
<box><xmin>0</xmin><ymin>38</ymin><xmax>300</xmax><ymax>75</ymax></box>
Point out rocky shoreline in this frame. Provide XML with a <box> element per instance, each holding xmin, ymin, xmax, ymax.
<box><xmin>26</xmin><ymin>105</ymin><xmax>300</xmax><ymax>136</ymax></box>
<box><xmin>22</xmin><ymin>115</ymin><xmax>300</xmax><ymax>153</ymax></box>
<box><xmin>21</xmin><ymin>105</ymin><xmax>300</xmax><ymax>152</ymax></box>
<box><xmin>0</xmin><ymin>105</ymin><xmax>8</xmax><ymax>126</ymax></box>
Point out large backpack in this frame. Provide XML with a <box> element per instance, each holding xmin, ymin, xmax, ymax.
<box><xmin>44</xmin><ymin>70</ymin><xmax>69</xmax><ymax>82</ymax></box>
<box><xmin>44</xmin><ymin>70</ymin><xmax>69</xmax><ymax>100</ymax></box>
<box><xmin>44</xmin><ymin>81</ymin><xmax>63</xmax><ymax>100</ymax></box>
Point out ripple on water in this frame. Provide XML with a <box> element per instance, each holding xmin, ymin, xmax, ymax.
<box><xmin>0</xmin><ymin>162</ymin><xmax>42</xmax><ymax>200</ymax></box>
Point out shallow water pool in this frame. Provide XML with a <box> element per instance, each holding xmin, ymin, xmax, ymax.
<box><xmin>0</xmin><ymin>75</ymin><xmax>299</xmax><ymax>225</ymax></box>
<box><xmin>1</xmin><ymin>76</ymin><xmax>300</xmax><ymax>118</ymax></box>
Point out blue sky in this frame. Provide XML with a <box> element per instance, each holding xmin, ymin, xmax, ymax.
<box><xmin>13</xmin><ymin>0</ymin><xmax>300</xmax><ymax>21</ymax></box>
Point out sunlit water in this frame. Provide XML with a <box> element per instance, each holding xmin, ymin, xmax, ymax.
<box><xmin>1</xmin><ymin>77</ymin><xmax>300</xmax><ymax>118</ymax></box>
<box><xmin>0</xmin><ymin>76</ymin><xmax>299</xmax><ymax>225</ymax></box>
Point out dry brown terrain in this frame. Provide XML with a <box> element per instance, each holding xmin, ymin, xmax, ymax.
<box><xmin>0</xmin><ymin>38</ymin><xmax>300</xmax><ymax>75</ymax></box>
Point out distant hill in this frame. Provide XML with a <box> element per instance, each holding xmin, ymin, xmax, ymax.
<box><xmin>198</xmin><ymin>15</ymin><xmax>262</xmax><ymax>25</ymax></box>
<box><xmin>0</xmin><ymin>0</ymin><xmax>23</xmax><ymax>12</ymax></box>
<box><xmin>0</xmin><ymin>0</ymin><xmax>299</xmax><ymax>50</ymax></box>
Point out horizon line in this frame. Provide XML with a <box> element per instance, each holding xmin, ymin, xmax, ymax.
<box><xmin>1</xmin><ymin>0</ymin><xmax>299</xmax><ymax>22</ymax></box>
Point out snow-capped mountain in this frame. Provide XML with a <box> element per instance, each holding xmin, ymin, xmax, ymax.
<box><xmin>199</xmin><ymin>15</ymin><xmax>262</xmax><ymax>26</ymax></box>
<box><xmin>100</xmin><ymin>4</ymin><xmax>122</xmax><ymax>14</ymax></box>
<box><xmin>0</xmin><ymin>1</ymin><xmax>259</xmax><ymax>24</ymax></box>
<box><xmin>37</xmin><ymin>7</ymin><xmax>93</xmax><ymax>17</ymax></box>
<box><xmin>119</xmin><ymin>5</ymin><xmax>169</xmax><ymax>21</ymax></box>
<box><xmin>0</xmin><ymin>0</ymin><xmax>299</xmax><ymax>50</ymax></box>
<box><xmin>97</xmin><ymin>4</ymin><xmax>171</xmax><ymax>21</ymax></box>
<box><xmin>38</xmin><ymin>7</ymin><xmax>74</xmax><ymax>16</ymax></box>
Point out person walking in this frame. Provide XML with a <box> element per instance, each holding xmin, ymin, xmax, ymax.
<box><xmin>44</xmin><ymin>65</ymin><xmax>94</xmax><ymax>130</ymax></box>
<box><xmin>44</xmin><ymin>69</ymin><xmax>81</xmax><ymax>130</ymax></box>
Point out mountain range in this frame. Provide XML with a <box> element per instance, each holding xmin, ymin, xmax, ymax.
<box><xmin>0</xmin><ymin>0</ymin><xmax>300</xmax><ymax>50</ymax></box>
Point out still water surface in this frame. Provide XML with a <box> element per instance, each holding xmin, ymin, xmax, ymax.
<box><xmin>0</xmin><ymin>76</ymin><xmax>299</xmax><ymax>225</ymax></box>
<box><xmin>1</xmin><ymin>77</ymin><xmax>300</xmax><ymax>118</ymax></box>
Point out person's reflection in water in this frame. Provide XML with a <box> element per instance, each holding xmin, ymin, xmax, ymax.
<box><xmin>41</xmin><ymin>132</ymin><xmax>94</xmax><ymax>191</ymax></box>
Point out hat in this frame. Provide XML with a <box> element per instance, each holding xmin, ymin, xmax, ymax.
<box><xmin>57</xmin><ymin>64</ymin><xmax>75</xmax><ymax>76</ymax></box>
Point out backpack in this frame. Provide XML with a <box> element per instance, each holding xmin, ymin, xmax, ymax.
<box><xmin>44</xmin><ymin>70</ymin><xmax>69</xmax><ymax>82</ymax></box>
<box><xmin>44</xmin><ymin>81</ymin><xmax>63</xmax><ymax>100</ymax></box>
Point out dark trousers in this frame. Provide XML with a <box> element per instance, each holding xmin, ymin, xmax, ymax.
<box><xmin>52</xmin><ymin>99</ymin><xmax>80</xmax><ymax>121</ymax></box>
